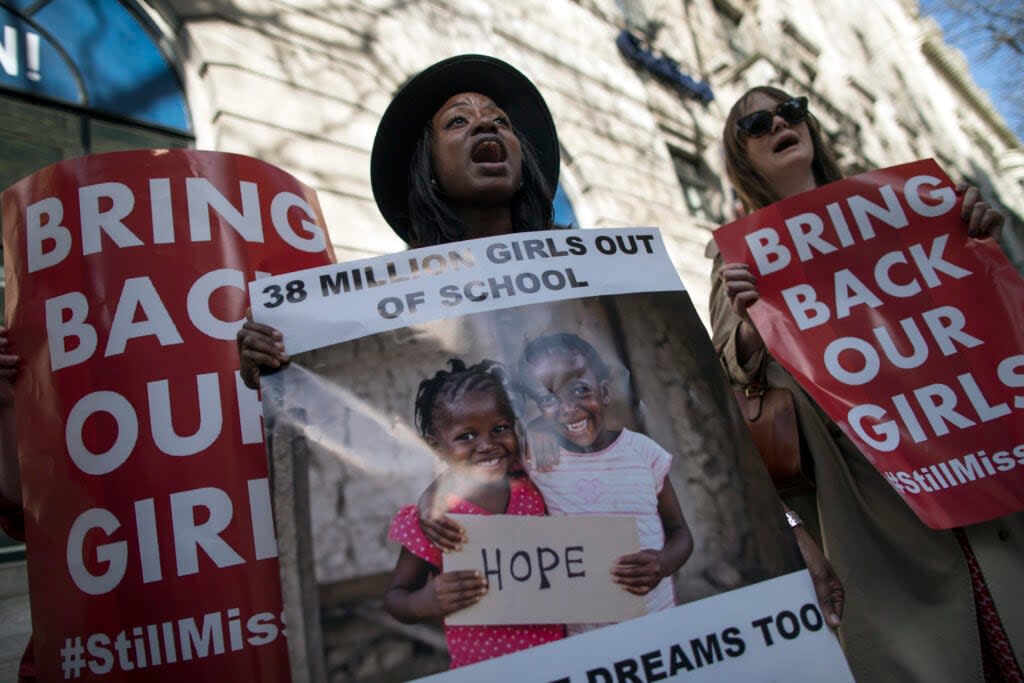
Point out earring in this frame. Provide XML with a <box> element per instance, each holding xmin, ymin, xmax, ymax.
<box><xmin>431</xmin><ymin>177</ymin><xmax>438</xmax><ymax>187</ymax></box>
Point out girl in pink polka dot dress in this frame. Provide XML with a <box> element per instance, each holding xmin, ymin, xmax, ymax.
<box><xmin>383</xmin><ymin>359</ymin><xmax>565</xmax><ymax>668</ymax></box>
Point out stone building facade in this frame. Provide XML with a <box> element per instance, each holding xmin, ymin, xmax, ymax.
<box><xmin>152</xmin><ymin>0</ymin><xmax>1024</xmax><ymax>317</ymax></box>
<box><xmin>0</xmin><ymin>0</ymin><xmax>1021</xmax><ymax>678</ymax></box>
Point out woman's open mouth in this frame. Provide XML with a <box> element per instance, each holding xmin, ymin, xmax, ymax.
<box><xmin>471</xmin><ymin>137</ymin><xmax>507</xmax><ymax>163</ymax></box>
<box><xmin>773</xmin><ymin>134</ymin><xmax>799</xmax><ymax>153</ymax></box>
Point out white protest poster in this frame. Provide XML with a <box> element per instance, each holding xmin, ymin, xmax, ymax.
<box><xmin>417</xmin><ymin>572</ymin><xmax>851</xmax><ymax>683</ymax></box>
<box><xmin>252</xmin><ymin>228</ymin><xmax>853</xmax><ymax>681</ymax></box>
<box><xmin>444</xmin><ymin>515</ymin><xmax>644</xmax><ymax>625</ymax></box>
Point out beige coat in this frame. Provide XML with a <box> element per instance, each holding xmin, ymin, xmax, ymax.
<box><xmin>709</xmin><ymin>248</ymin><xmax>1024</xmax><ymax>682</ymax></box>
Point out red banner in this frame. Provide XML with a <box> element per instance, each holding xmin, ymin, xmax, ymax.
<box><xmin>714</xmin><ymin>159</ymin><xmax>1024</xmax><ymax>529</ymax></box>
<box><xmin>2</xmin><ymin>150</ymin><xmax>335</xmax><ymax>681</ymax></box>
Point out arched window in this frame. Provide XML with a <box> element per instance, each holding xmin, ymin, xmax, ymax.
<box><xmin>0</xmin><ymin>0</ymin><xmax>192</xmax><ymax>562</ymax></box>
<box><xmin>0</xmin><ymin>0</ymin><xmax>191</xmax><ymax>194</ymax></box>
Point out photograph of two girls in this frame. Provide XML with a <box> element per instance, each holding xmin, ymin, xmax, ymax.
<box><xmin>259</xmin><ymin>290</ymin><xmax>804</xmax><ymax>679</ymax></box>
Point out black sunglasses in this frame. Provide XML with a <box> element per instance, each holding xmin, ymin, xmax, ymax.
<box><xmin>736</xmin><ymin>97</ymin><xmax>809</xmax><ymax>137</ymax></box>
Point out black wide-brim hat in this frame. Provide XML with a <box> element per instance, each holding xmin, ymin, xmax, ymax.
<box><xmin>370</xmin><ymin>54</ymin><xmax>560</xmax><ymax>243</ymax></box>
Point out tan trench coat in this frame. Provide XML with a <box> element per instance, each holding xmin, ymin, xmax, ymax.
<box><xmin>709</xmin><ymin>247</ymin><xmax>1024</xmax><ymax>682</ymax></box>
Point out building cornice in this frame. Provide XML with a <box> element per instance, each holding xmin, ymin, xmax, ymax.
<box><xmin>919</xmin><ymin>21</ymin><xmax>1019</xmax><ymax>149</ymax></box>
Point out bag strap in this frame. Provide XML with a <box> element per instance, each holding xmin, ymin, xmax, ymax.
<box><xmin>733</xmin><ymin>343</ymin><xmax>769</xmax><ymax>421</ymax></box>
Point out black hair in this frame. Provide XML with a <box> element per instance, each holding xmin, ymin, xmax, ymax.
<box><xmin>414</xmin><ymin>358</ymin><xmax>515</xmax><ymax>437</ymax></box>
<box><xmin>406</xmin><ymin>122</ymin><xmax>554</xmax><ymax>246</ymax></box>
<box><xmin>518</xmin><ymin>333</ymin><xmax>611</xmax><ymax>384</ymax></box>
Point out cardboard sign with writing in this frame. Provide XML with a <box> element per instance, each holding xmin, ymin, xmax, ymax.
<box><xmin>714</xmin><ymin>159</ymin><xmax>1024</xmax><ymax>529</ymax></box>
<box><xmin>443</xmin><ymin>514</ymin><xmax>644</xmax><ymax>625</ymax></box>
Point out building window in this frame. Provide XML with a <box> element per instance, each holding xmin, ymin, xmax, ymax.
<box><xmin>0</xmin><ymin>0</ymin><xmax>192</xmax><ymax>563</ymax></box>
<box><xmin>712</xmin><ymin>0</ymin><xmax>746</xmax><ymax>61</ymax></box>
<box><xmin>781</xmin><ymin>19</ymin><xmax>822</xmax><ymax>59</ymax></box>
<box><xmin>669</xmin><ymin>147</ymin><xmax>722</xmax><ymax>224</ymax></box>
<box><xmin>892</xmin><ymin>67</ymin><xmax>933</xmax><ymax>134</ymax></box>
<box><xmin>0</xmin><ymin>1</ymin><xmax>192</xmax><ymax>132</ymax></box>
<box><xmin>854</xmin><ymin>29</ymin><xmax>872</xmax><ymax>63</ymax></box>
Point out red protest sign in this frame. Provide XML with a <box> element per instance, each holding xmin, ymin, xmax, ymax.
<box><xmin>714</xmin><ymin>159</ymin><xmax>1024</xmax><ymax>529</ymax></box>
<box><xmin>2</xmin><ymin>150</ymin><xmax>335</xmax><ymax>681</ymax></box>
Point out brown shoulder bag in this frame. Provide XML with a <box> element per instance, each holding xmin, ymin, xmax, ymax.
<box><xmin>733</xmin><ymin>360</ymin><xmax>812</xmax><ymax>493</ymax></box>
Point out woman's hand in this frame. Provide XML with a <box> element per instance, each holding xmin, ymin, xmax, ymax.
<box><xmin>718</xmin><ymin>262</ymin><xmax>765</xmax><ymax>362</ymax></box>
<box><xmin>425</xmin><ymin>570</ymin><xmax>488</xmax><ymax>616</ymax></box>
<box><xmin>236</xmin><ymin>309</ymin><xmax>288</xmax><ymax>390</ymax></box>
<box><xmin>792</xmin><ymin>524</ymin><xmax>843</xmax><ymax>629</ymax></box>
<box><xmin>957</xmin><ymin>183</ymin><xmax>1004</xmax><ymax>240</ymax></box>
<box><xmin>611</xmin><ymin>549</ymin><xmax>663</xmax><ymax>595</ymax></box>
<box><xmin>524</xmin><ymin>420</ymin><xmax>561</xmax><ymax>472</ymax></box>
<box><xmin>719</xmin><ymin>262</ymin><xmax>760</xmax><ymax>327</ymax></box>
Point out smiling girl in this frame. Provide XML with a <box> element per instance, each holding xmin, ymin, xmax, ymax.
<box><xmin>383</xmin><ymin>359</ymin><xmax>564</xmax><ymax>668</ymax></box>
<box><xmin>517</xmin><ymin>333</ymin><xmax>694</xmax><ymax>634</ymax></box>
